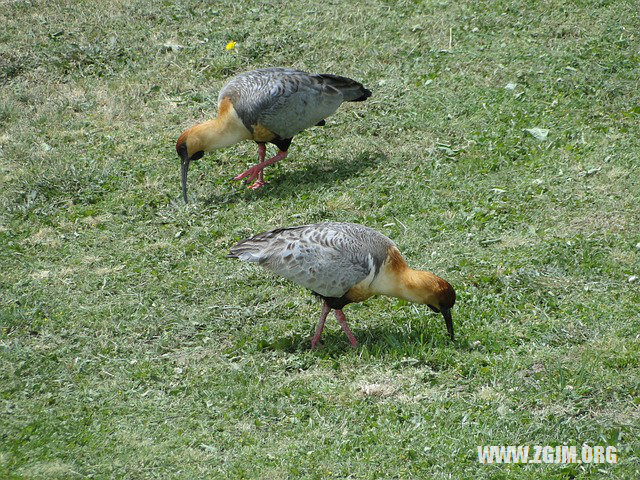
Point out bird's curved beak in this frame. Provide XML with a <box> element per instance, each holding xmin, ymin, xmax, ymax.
<box><xmin>180</xmin><ymin>155</ymin><xmax>190</xmax><ymax>204</ymax></box>
<box><xmin>442</xmin><ymin>308</ymin><xmax>454</xmax><ymax>340</ymax></box>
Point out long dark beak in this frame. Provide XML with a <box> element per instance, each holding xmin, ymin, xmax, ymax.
<box><xmin>180</xmin><ymin>156</ymin><xmax>190</xmax><ymax>204</ymax></box>
<box><xmin>442</xmin><ymin>309</ymin><xmax>454</xmax><ymax>340</ymax></box>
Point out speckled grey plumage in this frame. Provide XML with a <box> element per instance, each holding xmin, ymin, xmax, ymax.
<box><xmin>228</xmin><ymin>223</ymin><xmax>394</xmax><ymax>298</ymax></box>
<box><xmin>219</xmin><ymin>68</ymin><xmax>371</xmax><ymax>140</ymax></box>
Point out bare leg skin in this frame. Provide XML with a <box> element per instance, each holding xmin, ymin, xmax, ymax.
<box><xmin>334</xmin><ymin>309</ymin><xmax>358</xmax><ymax>347</ymax></box>
<box><xmin>310</xmin><ymin>302</ymin><xmax>331</xmax><ymax>349</ymax></box>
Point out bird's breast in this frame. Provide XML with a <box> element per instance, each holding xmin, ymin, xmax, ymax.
<box><xmin>344</xmin><ymin>257</ymin><xmax>378</xmax><ymax>303</ymax></box>
<box><xmin>345</xmin><ymin>281</ymin><xmax>375</xmax><ymax>303</ymax></box>
<box><xmin>251</xmin><ymin>124</ymin><xmax>277</xmax><ymax>142</ymax></box>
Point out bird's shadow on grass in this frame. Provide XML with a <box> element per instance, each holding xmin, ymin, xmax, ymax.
<box><xmin>203</xmin><ymin>150</ymin><xmax>385</xmax><ymax>206</ymax></box>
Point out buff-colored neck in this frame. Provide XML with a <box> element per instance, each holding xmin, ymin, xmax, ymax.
<box><xmin>378</xmin><ymin>269</ymin><xmax>444</xmax><ymax>305</ymax></box>
<box><xmin>397</xmin><ymin>269</ymin><xmax>446</xmax><ymax>304</ymax></box>
<box><xmin>370</xmin><ymin>248</ymin><xmax>446</xmax><ymax>306</ymax></box>
<box><xmin>190</xmin><ymin>119</ymin><xmax>246</xmax><ymax>150</ymax></box>
<box><xmin>181</xmin><ymin>99</ymin><xmax>251</xmax><ymax>153</ymax></box>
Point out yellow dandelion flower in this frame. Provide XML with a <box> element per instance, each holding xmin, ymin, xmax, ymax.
<box><xmin>225</xmin><ymin>41</ymin><xmax>237</xmax><ymax>51</ymax></box>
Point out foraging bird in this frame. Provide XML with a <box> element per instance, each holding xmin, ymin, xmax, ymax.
<box><xmin>228</xmin><ymin>223</ymin><xmax>456</xmax><ymax>349</ymax></box>
<box><xmin>176</xmin><ymin>68</ymin><xmax>371</xmax><ymax>202</ymax></box>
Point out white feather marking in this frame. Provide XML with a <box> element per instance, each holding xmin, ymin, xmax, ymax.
<box><xmin>369</xmin><ymin>256</ymin><xmax>401</xmax><ymax>298</ymax></box>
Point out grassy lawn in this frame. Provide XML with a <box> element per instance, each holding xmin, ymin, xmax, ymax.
<box><xmin>1</xmin><ymin>0</ymin><xmax>639</xmax><ymax>478</ymax></box>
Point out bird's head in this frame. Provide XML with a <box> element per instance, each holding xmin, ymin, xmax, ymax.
<box><xmin>424</xmin><ymin>277</ymin><xmax>456</xmax><ymax>341</ymax></box>
<box><xmin>385</xmin><ymin>248</ymin><xmax>457</xmax><ymax>340</ymax></box>
<box><xmin>176</xmin><ymin>127</ymin><xmax>206</xmax><ymax>204</ymax></box>
<box><xmin>406</xmin><ymin>272</ymin><xmax>456</xmax><ymax>340</ymax></box>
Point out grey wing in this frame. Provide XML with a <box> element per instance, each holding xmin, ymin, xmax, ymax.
<box><xmin>219</xmin><ymin>68</ymin><xmax>343</xmax><ymax>139</ymax></box>
<box><xmin>229</xmin><ymin>223</ymin><xmax>388</xmax><ymax>298</ymax></box>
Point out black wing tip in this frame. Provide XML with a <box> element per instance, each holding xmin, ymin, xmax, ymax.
<box><xmin>352</xmin><ymin>88</ymin><xmax>372</xmax><ymax>102</ymax></box>
<box><xmin>317</xmin><ymin>73</ymin><xmax>372</xmax><ymax>102</ymax></box>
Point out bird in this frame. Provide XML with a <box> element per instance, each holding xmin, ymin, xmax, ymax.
<box><xmin>176</xmin><ymin>67</ymin><xmax>371</xmax><ymax>203</ymax></box>
<box><xmin>227</xmin><ymin>222</ymin><xmax>456</xmax><ymax>349</ymax></box>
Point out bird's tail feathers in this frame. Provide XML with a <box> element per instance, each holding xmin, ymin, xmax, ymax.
<box><xmin>227</xmin><ymin>240</ymin><xmax>266</xmax><ymax>262</ymax></box>
<box><xmin>226</xmin><ymin>248</ymin><xmax>262</xmax><ymax>262</ymax></box>
<box><xmin>228</xmin><ymin>227</ymin><xmax>302</xmax><ymax>262</ymax></box>
<box><xmin>318</xmin><ymin>74</ymin><xmax>372</xmax><ymax>102</ymax></box>
<box><xmin>226</xmin><ymin>241</ymin><xmax>266</xmax><ymax>262</ymax></box>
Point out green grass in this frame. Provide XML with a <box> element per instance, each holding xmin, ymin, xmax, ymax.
<box><xmin>1</xmin><ymin>0</ymin><xmax>639</xmax><ymax>478</ymax></box>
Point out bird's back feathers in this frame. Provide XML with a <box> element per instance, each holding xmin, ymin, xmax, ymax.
<box><xmin>228</xmin><ymin>222</ymin><xmax>393</xmax><ymax>298</ymax></box>
<box><xmin>218</xmin><ymin>68</ymin><xmax>371</xmax><ymax>140</ymax></box>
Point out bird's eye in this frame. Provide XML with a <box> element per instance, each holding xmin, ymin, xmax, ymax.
<box><xmin>191</xmin><ymin>151</ymin><xmax>204</xmax><ymax>160</ymax></box>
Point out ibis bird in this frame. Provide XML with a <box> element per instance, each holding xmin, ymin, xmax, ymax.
<box><xmin>228</xmin><ymin>223</ymin><xmax>456</xmax><ymax>349</ymax></box>
<box><xmin>176</xmin><ymin>68</ymin><xmax>371</xmax><ymax>202</ymax></box>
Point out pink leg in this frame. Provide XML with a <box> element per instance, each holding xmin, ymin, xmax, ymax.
<box><xmin>233</xmin><ymin>149</ymin><xmax>289</xmax><ymax>189</ymax></box>
<box><xmin>241</xmin><ymin>143</ymin><xmax>266</xmax><ymax>189</ymax></box>
<box><xmin>257</xmin><ymin>143</ymin><xmax>266</xmax><ymax>162</ymax></box>
<box><xmin>334</xmin><ymin>310</ymin><xmax>358</xmax><ymax>347</ymax></box>
<box><xmin>310</xmin><ymin>302</ymin><xmax>331</xmax><ymax>349</ymax></box>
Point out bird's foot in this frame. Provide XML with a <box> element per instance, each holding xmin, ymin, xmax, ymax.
<box><xmin>233</xmin><ymin>150</ymin><xmax>288</xmax><ymax>185</ymax></box>
<box><xmin>233</xmin><ymin>165</ymin><xmax>262</xmax><ymax>183</ymax></box>
<box><xmin>248</xmin><ymin>179</ymin><xmax>268</xmax><ymax>190</ymax></box>
<box><xmin>237</xmin><ymin>166</ymin><xmax>266</xmax><ymax>189</ymax></box>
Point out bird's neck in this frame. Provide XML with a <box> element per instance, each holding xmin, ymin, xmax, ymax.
<box><xmin>189</xmin><ymin>100</ymin><xmax>251</xmax><ymax>151</ymax></box>
<box><xmin>395</xmin><ymin>269</ymin><xmax>445</xmax><ymax>305</ymax></box>
<box><xmin>370</xmin><ymin>248</ymin><xmax>443</xmax><ymax>305</ymax></box>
